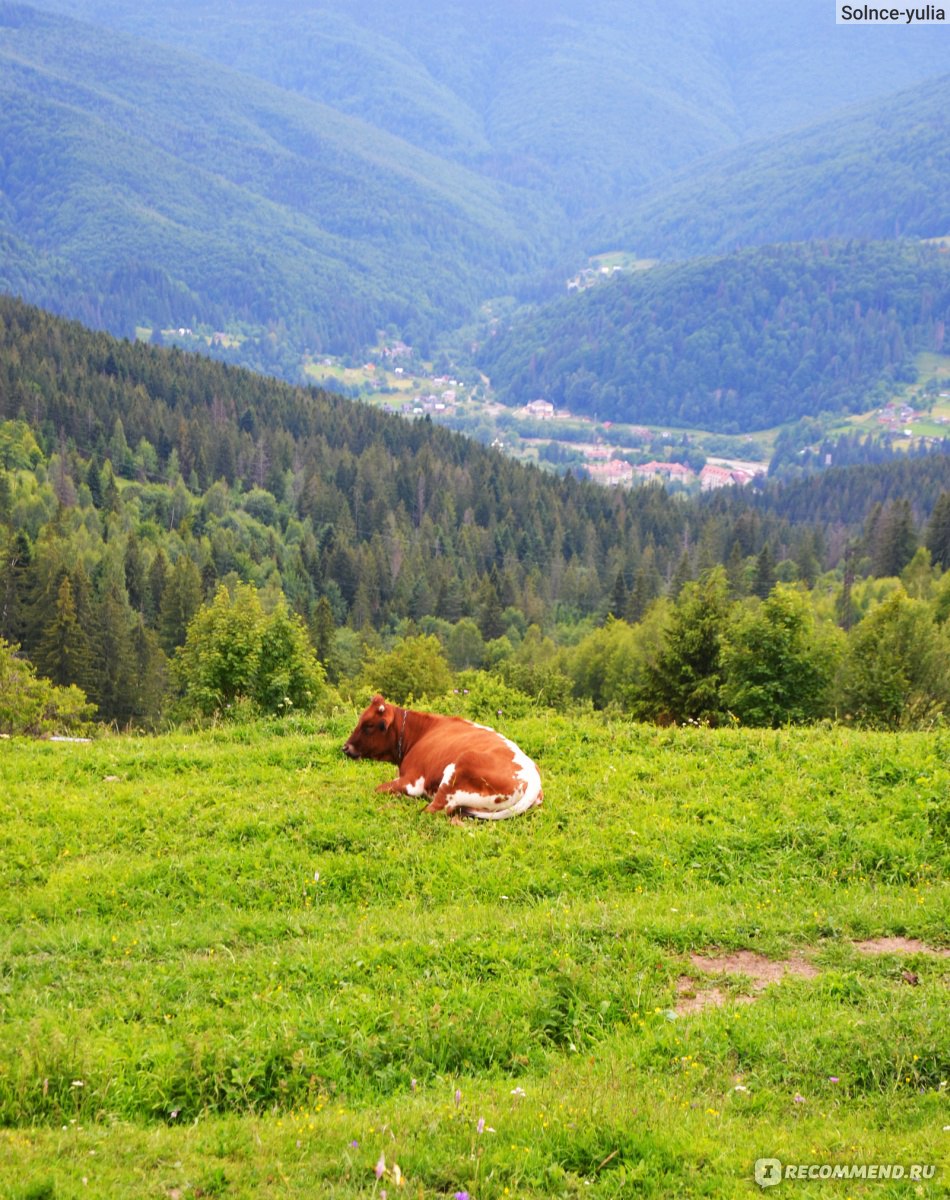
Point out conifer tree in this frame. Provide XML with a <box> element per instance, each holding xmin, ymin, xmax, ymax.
<box><xmin>925</xmin><ymin>491</ymin><xmax>950</xmax><ymax>570</ymax></box>
<box><xmin>34</xmin><ymin>575</ymin><xmax>93</xmax><ymax>689</ymax></box>
<box><xmin>0</xmin><ymin>530</ymin><xmax>33</xmax><ymax>644</ymax></box>
<box><xmin>870</xmin><ymin>499</ymin><xmax>917</xmax><ymax>578</ymax></box>
<box><xmin>158</xmin><ymin>555</ymin><xmax>203</xmax><ymax>654</ymax></box>
<box><xmin>608</xmin><ymin>569</ymin><xmax>628</xmax><ymax>619</ymax></box>
<box><xmin>476</xmin><ymin>574</ymin><xmax>505</xmax><ymax>640</ymax></box>
<box><xmin>636</xmin><ymin>568</ymin><xmax>730</xmax><ymax>724</ymax></box>
<box><xmin>626</xmin><ymin>547</ymin><xmax>661</xmax><ymax>622</ymax></box>
<box><xmin>146</xmin><ymin>549</ymin><xmax>168</xmax><ymax>625</ymax></box>
<box><xmin>93</xmin><ymin>578</ymin><xmax>138</xmax><ymax>724</ymax></box>
<box><xmin>310</xmin><ymin>595</ymin><xmax>335</xmax><ymax>665</ymax></box>
<box><xmin>752</xmin><ymin>543</ymin><xmax>776</xmax><ymax>599</ymax></box>
<box><xmin>124</xmin><ymin>533</ymin><xmax>147</xmax><ymax>613</ymax></box>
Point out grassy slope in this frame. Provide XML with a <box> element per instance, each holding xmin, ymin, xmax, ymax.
<box><xmin>1</xmin><ymin>711</ymin><xmax>948</xmax><ymax>1197</ymax></box>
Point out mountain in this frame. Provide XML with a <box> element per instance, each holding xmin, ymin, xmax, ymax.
<box><xmin>25</xmin><ymin>0</ymin><xmax>950</xmax><ymax>209</ymax></box>
<box><xmin>477</xmin><ymin>240</ymin><xmax>950</xmax><ymax>432</ymax></box>
<box><xmin>0</xmin><ymin>2</ymin><xmax>559</xmax><ymax>355</ymax></box>
<box><xmin>4</xmin><ymin>0</ymin><xmax>950</xmax><ymax>359</ymax></box>
<box><xmin>607</xmin><ymin>73</ymin><xmax>950</xmax><ymax>258</ymax></box>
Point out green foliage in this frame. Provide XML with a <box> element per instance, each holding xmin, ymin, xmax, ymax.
<box><xmin>0</xmin><ymin>420</ymin><xmax>43</xmax><ymax>470</ymax></box>
<box><xmin>615</xmin><ymin>73</ymin><xmax>950</xmax><ymax>257</ymax></box>
<box><xmin>636</xmin><ymin>569</ymin><xmax>731</xmax><ymax>724</ymax></box>
<box><xmin>173</xmin><ymin>584</ymin><xmax>326</xmax><ymax>718</ymax></box>
<box><xmin>0</xmin><ymin>635</ymin><xmax>95</xmax><ymax>736</ymax></box>
<box><xmin>358</xmin><ymin>633</ymin><xmax>452</xmax><ymax>705</ymax></box>
<box><xmin>925</xmin><ymin>490</ymin><xmax>950</xmax><ymax>571</ymax></box>
<box><xmin>565</xmin><ymin>607</ymin><xmax>668</xmax><ymax>712</ymax></box>
<box><xmin>835</xmin><ymin>588</ymin><xmax>950</xmax><ymax>728</ymax></box>
<box><xmin>721</xmin><ymin>587</ymin><xmax>843</xmax><ymax>727</ymax></box>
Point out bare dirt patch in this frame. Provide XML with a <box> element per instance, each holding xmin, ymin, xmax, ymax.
<box><xmin>674</xmin><ymin>950</ymin><xmax>819</xmax><ymax>1016</ymax></box>
<box><xmin>852</xmin><ymin>937</ymin><xmax>950</xmax><ymax>958</ymax></box>
<box><xmin>674</xmin><ymin>978</ymin><xmax>755</xmax><ymax>1015</ymax></box>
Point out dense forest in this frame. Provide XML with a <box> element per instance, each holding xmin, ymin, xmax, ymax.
<box><xmin>478</xmin><ymin>240</ymin><xmax>950</xmax><ymax>431</ymax></box>
<box><xmin>2</xmin><ymin>297</ymin><xmax>950</xmax><ymax>732</ymax></box>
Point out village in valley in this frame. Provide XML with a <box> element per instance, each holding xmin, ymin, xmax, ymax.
<box><xmin>297</xmin><ymin>342</ymin><xmax>774</xmax><ymax>494</ymax></box>
<box><xmin>153</xmin><ymin>287</ymin><xmax>950</xmax><ymax>496</ymax></box>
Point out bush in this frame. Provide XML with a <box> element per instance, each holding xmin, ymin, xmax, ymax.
<box><xmin>173</xmin><ymin>584</ymin><xmax>326</xmax><ymax>718</ymax></box>
<box><xmin>835</xmin><ymin>588</ymin><xmax>950</xmax><ymax>728</ymax></box>
<box><xmin>0</xmin><ymin>637</ymin><xmax>96</xmax><ymax>736</ymax></box>
<box><xmin>357</xmin><ymin>634</ymin><xmax>452</xmax><ymax>705</ymax></box>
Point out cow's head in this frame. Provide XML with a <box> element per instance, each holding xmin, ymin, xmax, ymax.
<box><xmin>343</xmin><ymin>695</ymin><xmax>400</xmax><ymax>762</ymax></box>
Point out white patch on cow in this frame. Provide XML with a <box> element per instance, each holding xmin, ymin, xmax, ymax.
<box><xmin>404</xmin><ymin>775</ymin><xmax>427</xmax><ymax>797</ymax></box>
<box><xmin>440</xmin><ymin>762</ymin><xmax>456</xmax><ymax>788</ymax></box>
<box><xmin>444</xmin><ymin>730</ymin><xmax>543</xmax><ymax>821</ymax></box>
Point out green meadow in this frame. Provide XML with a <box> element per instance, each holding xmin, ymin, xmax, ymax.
<box><xmin>1</xmin><ymin>712</ymin><xmax>948</xmax><ymax>1198</ymax></box>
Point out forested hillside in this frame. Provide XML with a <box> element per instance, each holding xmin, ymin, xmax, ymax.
<box><xmin>4</xmin><ymin>298</ymin><xmax>950</xmax><ymax>733</ymax></box>
<box><xmin>0</xmin><ymin>2</ymin><xmax>558</xmax><ymax>355</ymax></box>
<box><xmin>479</xmin><ymin>240</ymin><xmax>950</xmax><ymax>430</ymax></box>
<box><xmin>609</xmin><ymin>74</ymin><xmax>950</xmax><ymax>257</ymax></box>
<box><xmin>27</xmin><ymin>0</ymin><xmax>950</xmax><ymax>202</ymax></box>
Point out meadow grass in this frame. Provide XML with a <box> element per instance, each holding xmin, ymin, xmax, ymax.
<box><xmin>1</xmin><ymin>712</ymin><xmax>948</xmax><ymax>1198</ymax></box>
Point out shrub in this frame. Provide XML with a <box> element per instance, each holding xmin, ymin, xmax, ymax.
<box><xmin>173</xmin><ymin>584</ymin><xmax>326</xmax><ymax>718</ymax></box>
<box><xmin>836</xmin><ymin>588</ymin><xmax>950</xmax><ymax>728</ymax></box>
<box><xmin>357</xmin><ymin>634</ymin><xmax>452</xmax><ymax>705</ymax></box>
<box><xmin>0</xmin><ymin>637</ymin><xmax>96</xmax><ymax>736</ymax></box>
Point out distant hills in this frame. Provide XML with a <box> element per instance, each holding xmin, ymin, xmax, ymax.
<box><xmin>3</xmin><ymin>0</ymin><xmax>950</xmax><ymax>360</ymax></box>
<box><xmin>607</xmin><ymin>73</ymin><xmax>950</xmax><ymax>258</ymax></box>
<box><xmin>478</xmin><ymin>240</ymin><xmax>950</xmax><ymax>432</ymax></box>
<box><xmin>0</xmin><ymin>2</ymin><xmax>558</xmax><ymax>354</ymax></box>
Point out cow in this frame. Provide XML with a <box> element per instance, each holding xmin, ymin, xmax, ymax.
<box><xmin>343</xmin><ymin>694</ymin><xmax>543</xmax><ymax>820</ymax></box>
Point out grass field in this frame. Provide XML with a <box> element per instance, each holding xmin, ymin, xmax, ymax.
<box><xmin>1</xmin><ymin>711</ymin><xmax>948</xmax><ymax>1198</ymax></box>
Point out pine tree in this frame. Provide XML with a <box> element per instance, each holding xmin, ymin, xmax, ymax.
<box><xmin>871</xmin><ymin>499</ymin><xmax>917</xmax><ymax>578</ymax></box>
<box><xmin>625</xmin><ymin>548</ymin><xmax>661</xmax><ymax>622</ymax></box>
<box><xmin>0</xmin><ymin>530</ymin><xmax>33</xmax><ymax>644</ymax></box>
<box><xmin>752</xmin><ymin>543</ymin><xmax>776</xmax><ymax>599</ymax></box>
<box><xmin>158</xmin><ymin>555</ymin><xmax>203</xmax><ymax>654</ymax></box>
<box><xmin>476</xmin><ymin>574</ymin><xmax>505</xmax><ymax>640</ymax></box>
<box><xmin>310</xmin><ymin>595</ymin><xmax>336</xmax><ymax>664</ymax></box>
<box><xmin>85</xmin><ymin>458</ymin><xmax>103</xmax><ymax>508</ymax></box>
<box><xmin>93</xmin><ymin>579</ymin><xmax>137</xmax><ymax>724</ymax></box>
<box><xmin>637</xmin><ymin>568</ymin><xmax>731</xmax><ymax>724</ymax></box>
<box><xmin>925</xmin><ymin>491</ymin><xmax>950</xmax><ymax>570</ymax></box>
<box><xmin>34</xmin><ymin>575</ymin><xmax>93</xmax><ymax>689</ymax></box>
<box><xmin>725</xmin><ymin>540</ymin><xmax>747</xmax><ymax>599</ymax></box>
<box><xmin>608</xmin><ymin>569</ymin><xmax>628</xmax><ymax>619</ymax></box>
<box><xmin>146</xmin><ymin>549</ymin><xmax>168</xmax><ymax>625</ymax></box>
<box><xmin>124</xmin><ymin>533</ymin><xmax>147</xmax><ymax>613</ymax></box>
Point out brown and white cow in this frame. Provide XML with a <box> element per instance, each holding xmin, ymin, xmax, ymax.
<box><xmin>343</xmin><ymin>694</ymin><xmax>542</xmax><ymax>820</ymax></box>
